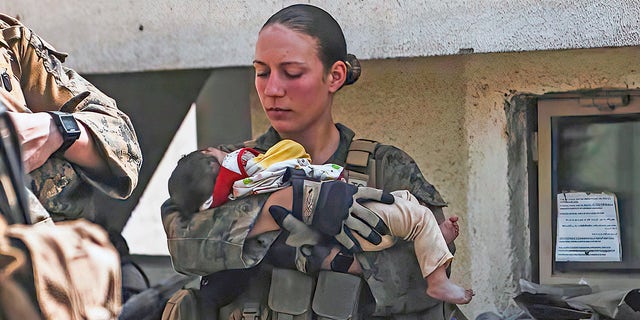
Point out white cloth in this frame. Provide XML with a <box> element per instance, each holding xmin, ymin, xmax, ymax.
<box><xmin>231</xmin><ymin>158</ymin><xmax>344</xmax><ymax>200</ymax></box>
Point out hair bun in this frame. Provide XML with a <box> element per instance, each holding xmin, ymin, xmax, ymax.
<box><xmin>344</xmin><ymin>53</ymin><xmax>361</xmax><ymax>85</ymax></box>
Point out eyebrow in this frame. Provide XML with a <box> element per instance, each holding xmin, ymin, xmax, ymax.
<box><xmin>252</xmin><ymin>60</ymin><xmax>306</xmax><ymax>67</ymax></box>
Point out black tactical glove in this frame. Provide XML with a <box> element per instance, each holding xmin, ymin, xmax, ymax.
<box><xmin>269</xmin><ymin>205</ymin><xmax>332</xmax><ymax>274</ymax></box>
<box><xmin>285</xmin><ymin>168</ymin><xmax>394</xmax><ymax>252</ymax></box>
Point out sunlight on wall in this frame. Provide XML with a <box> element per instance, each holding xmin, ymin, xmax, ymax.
<box><xmin>122</xmin><ymin>103</ymin><xmax>198</xmax><ymax>255</ymax></box>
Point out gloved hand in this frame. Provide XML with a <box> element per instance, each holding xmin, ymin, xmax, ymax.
<box><xmin>286</xmin><ymin>169</ymin><xmax>394</xmax><ymax>252</ymax></box>
<box><xmin>269</xmin><ymin>205</ymin><xmax>332</xmax><ymax>274</ymax></box>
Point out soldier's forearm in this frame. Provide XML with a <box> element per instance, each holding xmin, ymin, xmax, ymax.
<box><xmin>247</xmin><ymin>187</ymin><xmax>293</xmax><ymax>237</ymax></box>
<box><xmin>62</xmin><ymin>121</ymin><xmax>108</xmax><ymax>176</ymax></box>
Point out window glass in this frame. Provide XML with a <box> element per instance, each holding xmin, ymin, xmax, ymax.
<box><xmin>553</xmin><ymin>115</ymin><xmax>640</xmax><ymax>273</ymax></box>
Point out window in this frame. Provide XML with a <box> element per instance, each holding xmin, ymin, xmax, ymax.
<box><xmin>537</xmin><ymin>91</ymin><xmax>640</xmax><ymax>289</ymax></box>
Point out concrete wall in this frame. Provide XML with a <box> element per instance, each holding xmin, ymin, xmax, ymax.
<box><xmin>250</xmin><ymin>46</ymin><xmax>640</xmax><ymax>317</ymax></box>
<box><xmin>1</xmin><ymin>1</ymin><xmax>638</xmax><ymax>72</ymax></box>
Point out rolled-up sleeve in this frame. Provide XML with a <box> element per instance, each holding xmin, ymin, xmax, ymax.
<box><xmin>9</xmin><ymin>21</ymin><xmax>141</xmax><ymax>199</ymax></box>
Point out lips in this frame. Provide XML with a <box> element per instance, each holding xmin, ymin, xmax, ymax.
<box><xmin>265</xmin><ymin>107</ymin><xmax>292</xmax><ymax>121</ymax></box>
<box><xmin>267</xmin><ymin>107</ymin><xmax>290</xmax><ymax>112</ymax></box>
<box><xmin>266</xmin><ymin>107</ymin><xmax>291</xmax><ymax>116</ymax></box>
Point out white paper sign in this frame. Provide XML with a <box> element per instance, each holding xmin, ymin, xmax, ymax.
<box><xmin>555</xmin><ymin>192</ymin><xmax>621</xmax><ymax>262</ymax></box>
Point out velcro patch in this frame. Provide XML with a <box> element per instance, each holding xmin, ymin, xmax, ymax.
<box><xmin>302</xmin><ymin>180</ymin><xmax>321</xmax><ymax>225</ymax></box>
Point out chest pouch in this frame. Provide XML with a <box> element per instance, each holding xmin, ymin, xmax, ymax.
<box><xmin>268</xmin><ymin>268</ymin><xmax>315</xmax><ymax>319</ymax></box>
<box><xmin>312</xmin><ymin>271</ymin><xmax>363</xmax><ymax>320</ymax></box>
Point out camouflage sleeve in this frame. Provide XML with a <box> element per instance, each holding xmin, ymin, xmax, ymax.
<box><xmin>374</xmin><ymin>145</ymin><xmax>446</xmax><ymax>206</ymax></box>
<box><xmin>10</xmin><ymin>21</ymin><xmax>141</xmax><ymax>199</ymax></box>
<box><xmin>161</xmin><ymin>193</ymin><xmax>279</xmax><ymax>276</ymax></box>
<box><xmin>375</xmin><ymin>145</ymin><xmax>447</xmax><ymax>221</ymax></box>
<box><xmin>159</xmin><ymin>140</ymin><xmax>280</xmax><ymax>275</ymax></box>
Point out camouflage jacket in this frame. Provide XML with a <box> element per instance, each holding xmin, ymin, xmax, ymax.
<box><xmin>0</xmin><ymin>14</ymin><xmax>142</xmax><ymax>223</ymax></box>
<box><xmin>163</xmin><ymin>123</ymin><xmax>451</xmax><ymax>317</ymax></box>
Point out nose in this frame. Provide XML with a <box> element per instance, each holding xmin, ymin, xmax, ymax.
<box><xmin>263</xmin><ymin>73</ymin><xmax>285</xmax><ymax>97</ymax></box>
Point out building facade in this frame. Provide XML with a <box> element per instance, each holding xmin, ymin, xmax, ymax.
<box><xmin>2</xmin><ymin>1</ymin><xmax>639</xmax><ymax>317</ymax></box>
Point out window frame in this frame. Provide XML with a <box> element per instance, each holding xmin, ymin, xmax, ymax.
<box><xmin>537</xmin><ymin>91</ymin><xmax>640</xmax><ymax>289</ymax></box>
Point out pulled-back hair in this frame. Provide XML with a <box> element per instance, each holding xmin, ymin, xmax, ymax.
<box><xmin>262</xmin><ymin>4</ymin><xmax>360</xmax><ymax>86</ymax></box>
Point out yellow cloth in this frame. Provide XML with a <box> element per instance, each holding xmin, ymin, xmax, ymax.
<box><xmin>251</xmin><ymin>139</ymin><xmax>311</xmax><ymax>169</ymax></box>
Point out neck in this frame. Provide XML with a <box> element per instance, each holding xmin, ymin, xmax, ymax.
<box><xmin>280</xmin><ymin>122</ymin><xmax>340</xmax><ymax>165</ymax></box>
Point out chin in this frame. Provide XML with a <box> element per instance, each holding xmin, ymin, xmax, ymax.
<box><xmin>270</xmin><ymin>121</ymin><xmax>302</xmax><ymax>136</ymax></box>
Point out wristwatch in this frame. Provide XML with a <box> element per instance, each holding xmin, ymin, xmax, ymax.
<box><xmin>46</xmin><ymin>111</ymin><xmax>81</xmax><ymax>156</ymax></box>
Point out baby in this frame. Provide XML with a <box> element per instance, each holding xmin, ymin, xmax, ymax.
<box><xmin>168</xmin><ymin>140</ymin><xmax>473</xmax><ymax>305</ymax></box>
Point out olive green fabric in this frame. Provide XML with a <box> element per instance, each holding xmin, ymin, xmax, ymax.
<box><xmin>163</xmin><ymin>123</ymin><xmax>452</xmax><ymax>317</ymax></box>
<box><xmin>162</xmin><ymin>194</ymin><xmax>278</xmax><ymax>276</ymax></box>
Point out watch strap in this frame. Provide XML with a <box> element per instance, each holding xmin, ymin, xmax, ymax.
<box><xmin>330</xmin><ymin>249</ymin><xmax>354</xmax><ymax>273</ymax></box>
<box><xmin>46</xmin><ymin>111</ymin><xmax>81</xmax><ymax>156</ymax></box>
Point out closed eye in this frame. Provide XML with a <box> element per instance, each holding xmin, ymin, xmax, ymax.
<box><xmin>253</xmin><ymin>60</ymin><xmax>269</xmax><ymax>78</ymax></box>
<box><xmin>285</xmin><ymin>72</ymin><xmax>302</xmax><ymax>79</ymax></box>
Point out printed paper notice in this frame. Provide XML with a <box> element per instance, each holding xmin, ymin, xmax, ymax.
<box><xmin>556</xmin><ymin>192</ymin><xmax>621</xmax><ymax>262</ymax></box>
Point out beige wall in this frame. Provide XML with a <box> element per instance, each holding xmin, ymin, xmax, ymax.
<box><xmin>250</xmin><ymin>45</ymin><xmax>640</xmax><ymax>317</ymax></box>
<box><xmin>1</xmin><ymin>1</ymin><xmax>638</xmax><ymax>73</ymax></box>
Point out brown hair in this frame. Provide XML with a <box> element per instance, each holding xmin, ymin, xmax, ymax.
<box><xmin>262</xmin><ymin>4</ymin><xmax>361</xmax><ymax>86</ymax></box>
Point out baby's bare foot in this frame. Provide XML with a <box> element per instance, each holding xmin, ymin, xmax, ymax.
<box><xmin>426</xmin><ymin>281</ymin><xmax>474</xmax><ymax>305</ymax></box>
<box><xmin>439</xmin><ymin>216</ymin><xmax>460</xmax><ymax>244</ymax></box>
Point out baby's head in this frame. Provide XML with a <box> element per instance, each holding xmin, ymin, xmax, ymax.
<box><xmin>168</xmin><ymin>150</ymin><xmax>221</xmax><ymax>217</ymax></box>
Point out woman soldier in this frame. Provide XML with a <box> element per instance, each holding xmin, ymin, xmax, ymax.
<box><xmin>162</xmin><ymin>4</ymin><xmax>467</xmax><ymax>319</ymax></box>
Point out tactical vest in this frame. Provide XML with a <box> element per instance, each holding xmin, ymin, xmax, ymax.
<box><xmin>162</xmin><ymin>139</ymin><xmax>382</xmax><ymax>320</ymax></box>
<box><xmin>344</xmin><ymin>138</ymin><xmax>381</xmax><ymax>189</ymax></box>
<box><xmin>258</xmin><ymin>138</ymin><xmax>383</xmax><ymax>320</ymax></box>
<box><xmin>226</xmin><ymin>139</ymin><xmax>381</xmax><ymax>320</ymax></box>
<box><xmin>162</xmin><ymin>138</ymin><xmax>467</xmax><ymax>320</ymax></box>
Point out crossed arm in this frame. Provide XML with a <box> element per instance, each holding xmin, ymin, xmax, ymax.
<box><xmin>7</xmin><ymin>110</ymin><xmax>107</xmax><ymax>175</ymax></box>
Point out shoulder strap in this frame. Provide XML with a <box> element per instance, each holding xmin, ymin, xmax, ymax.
<box><xmin>346</xmin><ymin>138</ymin><xmax>381</xmax><ymax>188</ymax></box>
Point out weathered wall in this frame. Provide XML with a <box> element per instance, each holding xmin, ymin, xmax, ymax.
<box><xmin>250</xmin><ymin>45</ymin><xmax>640</xmax><ymax>317</ymax></box>
<box><xmin>1</xmin><ymin>1</ymin><xmax>638</xmax><ymax>73</ymax></box>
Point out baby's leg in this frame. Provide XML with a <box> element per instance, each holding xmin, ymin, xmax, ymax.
<box><xmin>392</xmin><ymin>190</ymin><xmax>459</xmax><ymax>244</ymax></box>
<box><xmin>362</xmin><ymin>191</ymin><xmax>473</xmax><ymax>304</ymax></box>
<box><xmin>362</xmin><ymin>190</ymin><xmax>453</xmax><ymax>277</ymax></box>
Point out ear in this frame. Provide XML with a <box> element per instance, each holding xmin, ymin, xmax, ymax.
<box><xmin>327</xmin><ymin>61</ymin><xmax>347</xmax><ymax>93</ymax></box>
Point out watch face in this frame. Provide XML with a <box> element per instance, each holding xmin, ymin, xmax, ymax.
<box><xmin>60</xmin><ymin>115</ymin><xmax>81</xmax><ymax>133</ymax></box>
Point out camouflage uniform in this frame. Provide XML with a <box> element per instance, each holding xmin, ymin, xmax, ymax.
<box><xmin>163</xmin><ymin>123</ymin><xmax>453</xmax><ymax>318</ymax></box>
<box><xmin>0</xmin><ymin>14</ymin><xmax>142</xmax><ymax>223</ymax></box>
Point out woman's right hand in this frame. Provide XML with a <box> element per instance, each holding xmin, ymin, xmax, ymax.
<box><xmin>282</xmin><ymin>169</ymin><xmax>394</xmax><ymax>252</ymax></box>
